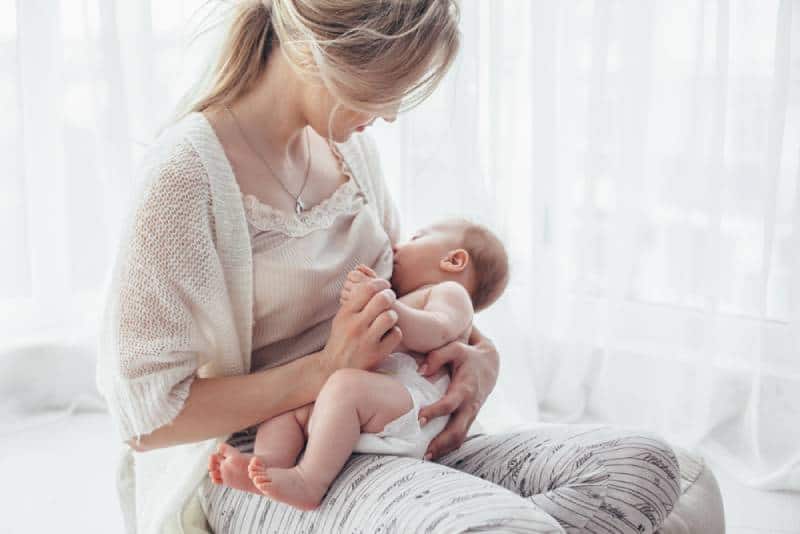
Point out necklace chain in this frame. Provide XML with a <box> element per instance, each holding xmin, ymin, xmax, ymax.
<box><xmin>224</xmin><ymin>104</ymin><xmax>312</xmax><ymax>215</ymax></box>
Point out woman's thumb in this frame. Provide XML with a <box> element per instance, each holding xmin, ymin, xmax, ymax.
<box><xmin>418</xmin><ymin>346</ymin><xmax>450</xmax><ymax>376</ymax></box>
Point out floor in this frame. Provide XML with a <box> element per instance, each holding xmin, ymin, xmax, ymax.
<box><xmin>1</xmin><ymin>412</ymin><xmax>798</xmax><ymax>533</ymax></box>
<box><xmin>0</xmin><ymin>411</ymin><xmax>124</xmax><ymax>534</ymax></box>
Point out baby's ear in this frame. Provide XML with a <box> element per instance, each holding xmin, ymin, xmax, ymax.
<box><xmin>440</xmin><ymin>248</ymin><xmax>470</xmax><ymax>273</ymax></box>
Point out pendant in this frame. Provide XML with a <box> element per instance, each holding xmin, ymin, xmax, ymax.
<box><xmin>295</xmin><ymin>199</ymin><xmax>305</xmax><ymax>215</ymax></box>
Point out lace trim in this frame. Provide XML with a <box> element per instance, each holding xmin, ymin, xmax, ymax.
<box><xmin>241</xmin><ymin>144</ymin><xmax>368</xmax><ymax>237</ymax></box>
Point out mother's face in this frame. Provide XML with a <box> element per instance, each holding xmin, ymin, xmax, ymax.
<box><xmin>302</xmin><ymin>83</ymin><xmax>398</xmax><ymax>143</ymax></box>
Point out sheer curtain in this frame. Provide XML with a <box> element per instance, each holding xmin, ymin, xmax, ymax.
<box><xmin>2</xmin><ymin>0</ymin><xmax>798</xmax><ymax>491</ymax></box>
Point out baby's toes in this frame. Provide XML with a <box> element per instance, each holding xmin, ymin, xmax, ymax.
<box><xmin>251</xmin><ymin>472</ymin><xmax>271</xmax><ymax>491</ymax></box>
<box><xmin>248</xmin><ymin>456</ymin><xmax>266</xmax><ymax>476</ymax></box>
<box><xmin>209</xmin><ymin>453</ymin><xmax>220</xmax><ymax>470</ymax></box>
<box><xmin>208</xmin><ymin>454</ymin><xmax>223</xmax><ymax>484</ymax></box>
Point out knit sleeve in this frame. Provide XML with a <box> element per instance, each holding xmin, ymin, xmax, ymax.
<box><xmin>359</xmin><ymin>133</ymin><xmax>403</xmax><ymax>246</ymax></box>
<box><xmin>97</xmin><ymin>139</ymin><xmax>223</xmax><ymax>445</ymax></box>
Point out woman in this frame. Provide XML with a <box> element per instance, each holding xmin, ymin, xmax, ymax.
<box><xmin>97</xmin><ymin>1</ymin><xmax>702</xmax><ymax>533</ymax></box>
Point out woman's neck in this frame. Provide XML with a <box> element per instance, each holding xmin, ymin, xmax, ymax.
<box><xmin>226</xmin><ymin>47</ymin><xmax>309</xmax><ymax>160</ymax></box>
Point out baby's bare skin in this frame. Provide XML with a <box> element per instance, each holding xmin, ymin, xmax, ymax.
<box><xmin>387</xmin><ymin>285</ymin><xmax>462</xmax><ymax>384</ymax></box>
<box><xmin>207</xmin><ymin>284</ymin><xmax>465</xmax><ymax>506</ymax></box>
<box><xmin>209</xmin><ymin>222</ymin><xmax>475</xmax><ymax>509</ymax></box>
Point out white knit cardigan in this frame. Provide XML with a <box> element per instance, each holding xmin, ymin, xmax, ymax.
<box><xmin>95</xmin><ymin>111</ymin><xmax>390</xmax><ymax>534</ymax></box>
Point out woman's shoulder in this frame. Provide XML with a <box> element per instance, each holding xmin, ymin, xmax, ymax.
<box><xmin>142</xmin><ymin>112</ymin><xmax>217</xmax><ymax>182</ymax></box>
<box><xmin>127</xmin><ymin>113</ymin><xmax>220</xmax><ymax>233</ymax></box>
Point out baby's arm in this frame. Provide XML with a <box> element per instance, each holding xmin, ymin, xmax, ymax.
<box><xmin>392</xmin><ymin>281</ymin><xmax>473</xmax><ymax>353</ymax></box>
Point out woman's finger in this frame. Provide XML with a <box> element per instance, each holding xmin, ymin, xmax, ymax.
<box><xmin>421</xmin><ymin>341</ymin><xmax>465</xmax><ymax>375</ymax></box>
<box><xmin>359</xmin><ymin>286</ymin><xmax>395</xmax><ymax>324</ymax></box>
<box><xmin>424</xmin><ymin>405</ymin><xmax>473</xmax><ymax>460</ymax></box>
<box><xmin>377</xmin><ymin>326</ymin><xmax>403</xmax><ymax>357</ymax></box>
<box><xmin>346</xmin><ymin>277</ymin><xmax>390</xmax><ymax>312</ymax></box>
<box><xmin>367</xmin><ymin>309</ymin><xmax>399</xmax><ymax>342</ymax></box>
<box><xmin>417</xmin><ymin>388</ymin><xmax>464</xmax><ymax>425</ymax></box>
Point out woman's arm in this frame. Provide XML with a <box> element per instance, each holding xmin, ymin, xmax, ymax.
<box><xmin>129</xmin><ymin>275</ymin><xmax>402</xmax><ymax>452</ymax></box>
<box><xmin>416</xmin><ymin>324</ymin><xmax>500</xmax><ymax>460</ymax></box>
<box><xmin>128</xmin><ymin>350</ymin><xmax>332</xmax><ymax>452</ymax></box>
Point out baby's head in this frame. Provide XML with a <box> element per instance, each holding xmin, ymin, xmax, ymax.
<box><xmin>390</xmin><ymin>218</ymin><xmax>510</xmax><ymax>312</ymax></box>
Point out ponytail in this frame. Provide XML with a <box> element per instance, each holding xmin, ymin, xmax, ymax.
<box><xmin>188</xmin><ymin>1</ymin><xmax>275</xmax><ymax>115</ymax></box>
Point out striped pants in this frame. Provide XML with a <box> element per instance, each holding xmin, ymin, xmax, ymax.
<box><xmin>199</xmin><ymin>425</ymin><xmax>681</xmax><ymax>533</ymax></box>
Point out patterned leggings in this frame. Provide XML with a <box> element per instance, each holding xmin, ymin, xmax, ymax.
<box><xmin>199</xmin><ymin>424</ymin><xmax>681</xmax><ymax>533</ymax></box>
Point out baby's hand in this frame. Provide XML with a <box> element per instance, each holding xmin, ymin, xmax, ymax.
<box><xmin>339</xmin><ymin>264</ymin><xmax>379</xmax><ymax>305</ymax></box>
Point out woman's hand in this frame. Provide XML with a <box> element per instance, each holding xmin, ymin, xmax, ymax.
<box><xmin>323</xmin><ymin>266</ymin><xmax>402</xmax><ymax>373</ymax></box>
<box><xmin>416</xmin><ymin>325</ymin><xmax>500</xmax><ymax>460</ymax></box>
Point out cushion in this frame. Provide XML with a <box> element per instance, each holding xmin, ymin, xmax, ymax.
<box><xmin>657</xmin><ymin>446</ymin><xmax>726</xmax><ymax>533</ymax></box>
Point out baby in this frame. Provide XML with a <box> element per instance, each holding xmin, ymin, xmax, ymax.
<box><xmin>208</xmin><ymin>218</ymin><xmax>509</xmax><ymax>510</ymax></box>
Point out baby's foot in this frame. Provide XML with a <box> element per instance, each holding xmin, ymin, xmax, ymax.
<box><xmin>248</xmin><ymin>457</ymin><xmax>328</xmax><ymax>511</ymax></box>
<box><xmin>208</xmin><ymin>443</ymin><xmax>261</xmax><ymax>495</ymax></box>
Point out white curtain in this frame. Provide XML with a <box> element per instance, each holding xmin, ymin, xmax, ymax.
<box><xmin>2</xmin><ymin>0</ymin><xmax>798</xmax><ymax>491</ymax></box>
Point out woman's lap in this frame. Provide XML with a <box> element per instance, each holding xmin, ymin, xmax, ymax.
<box><xmin>199</xmin><ymin>427</ymin><xmax>561</xmax><ymax>533</ymax></box>
<box><xmin>199</xmin><ymin>424</ymin><xmax>680</xmax><ymax>534</ymax></box>
<box><xmin>436</xmin><ymin>425</ymin><xmax>681</xmax><ymax>534</ymax></box>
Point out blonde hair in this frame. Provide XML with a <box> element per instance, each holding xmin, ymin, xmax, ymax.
<box><xmin>182</xmin><ymin>0</ymin><xmax>460</xmax><ymax>119</ymax></box>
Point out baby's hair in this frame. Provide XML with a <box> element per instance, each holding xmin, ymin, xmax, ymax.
<box><xmin>453</xmin><ymin>219</ymin><xmax>510</xmax><ymax>312</ymax></box>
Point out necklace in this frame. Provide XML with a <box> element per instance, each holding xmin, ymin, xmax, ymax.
<box><xmin>224</xmin><ymin>104</ymin><xmax>312</xmax><ymax>215</ymax></box>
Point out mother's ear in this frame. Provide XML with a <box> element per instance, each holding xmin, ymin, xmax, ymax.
<box><xmin>440</xmin><ymin>248</ymin><xmax>470</xmax><ymax>273</ymax></box>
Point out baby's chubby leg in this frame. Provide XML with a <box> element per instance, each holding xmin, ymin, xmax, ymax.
<box><xmin>249</xmin><ymin>369</ymin><xmax>413</xmax><ymax>510</ymax></box>
<box><xmin>253</xmin><ymin>403</ymin><xmax>313</xmax><ymax>468</ymax></box>
<box><xmin>208</xmin><ymin>404</ymin><xmax>313</xmax><ymax>495</ymax></box>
